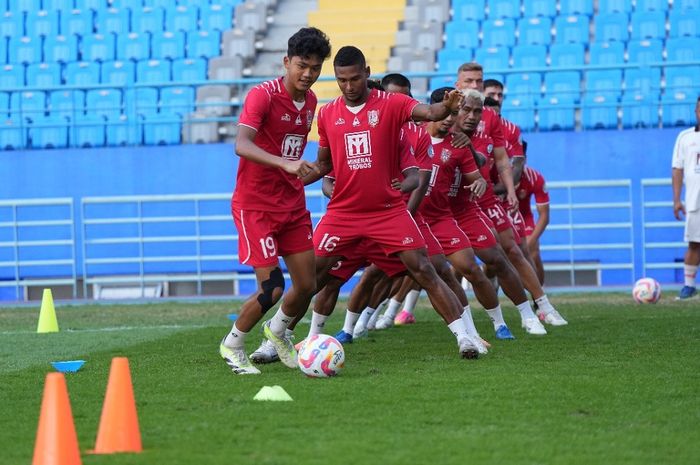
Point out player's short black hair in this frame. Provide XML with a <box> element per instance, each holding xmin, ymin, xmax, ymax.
<box><xmin>483</xmin><ymin>79</ymin><xmax>504</xmax><ymax>90</ymax></box>
<box><xmin>484</xmin><ymin>96</ymin><xmax>500</xmax><ymax>108</ymax></box>
<box><xmin>381</xmin><ymin>73</ymin><xmax>411</xmax><ymax>91</ymax></box>
<box><xmin>367</xmin><ymin>79</ymin><xmax>384</xmax><ymax>90</ymax></box>
<box><xmin>287</xmin><ymin>27</ymin><xmax>331</xmax><ymax>60</ymax></box>
<box><xmin>430</xmin><ymin>87</ymin><xmax>454</xmax><ymax>104</ymax></box>
<box><xmin>333</xmin><ymin>46</ymin><xmax>366</xmax><ymax>68</ymax></box>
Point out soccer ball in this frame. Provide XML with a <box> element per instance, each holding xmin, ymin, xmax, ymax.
<box><xmin>632</xmin><ymin>278</ymin><xmax>661</xmax><ymax>304</ymax></box>
<box><xmin>297</xmin><ymin>334</ymin><xmax>345</xmax><ymax>378</ymax></box>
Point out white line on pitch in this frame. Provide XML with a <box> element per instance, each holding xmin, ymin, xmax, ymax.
<box><xmin>0</xmin><ymin>323</ymin><xmax>211</xmax><ymax>336</ymax></box>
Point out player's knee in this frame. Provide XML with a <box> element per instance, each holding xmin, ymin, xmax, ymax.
<box><xmin>257</xmin><ymin>267</ymin><xmax>285</xmax><ymax>313</ymax></box>
<box><xmin>411</xmin><ymin>258</ymin><xmax>437</xmax><ymax>282</ymax></box>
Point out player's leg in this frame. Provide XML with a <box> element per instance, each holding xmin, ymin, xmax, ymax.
<box><xmin>679</xmin><ymin>213</ymin><xmax>700</xmax><ymax>299</ymax></box>
<box><xmin>334</xmin><ymin>265</ymin><xmax>384</xmax><ymax>342</ymax></box>
<box><xmin>526</xmin><ymin>235</ymin><xmax>545</xmax><ymax>285</ymax></box>
<box><xmin>366</xmin><ymin>278</ymin><xmax>391</xmax><ymax>330</ymax></box>
<box><xmin>375</xmin><ymin>276</ymin><xmax>409</xmax><ymax>330</ymax></box>
<box><xmin>352</xmin><ymin>269</ymin><xmax>393</xmax><ymax>339</ymax></box>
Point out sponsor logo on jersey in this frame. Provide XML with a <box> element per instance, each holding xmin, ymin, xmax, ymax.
<box><xmin>402</xmin><ymin>236</ymin><xmax>414</xmax><ymax>245</ymax></box>
<box><xmin>335</xmin><ymin>117</ymin><xmax>345</xmax><ymax>126</ymax></box>
<box><xmin>281</xmin><ymin>134</ymin><xmax>304</xmax><ymax>160</ymax></box>
<box><xmin>477</xmin><ymin>235</ymin><xmax>488</xmax><ymax>242</ymax></box>
<box><xmin>352</xmin><ymin>116</ymin><xmax>361</xmax><ymax>127</ymax></box>
<box><xmin>450</xmin><ymin>237</ymin><xmax>460</xmax><ymax>246</ymax></box>
<box><xmin>344</xmin><ymin>130</ymin><xmax>373</xmax><ymax>170</ymax></box>
<box><xmin>295</xmin><ymin>114</ymin><xmax>302</xmax><ymax>125</ymax></box>
<box><xmin>281</xmin><ymin>113</ymin><xmax>291</xmax><ymax>122</ymax></box>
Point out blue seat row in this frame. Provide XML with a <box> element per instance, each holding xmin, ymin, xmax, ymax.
<box><xmin>1</xmin><ymin>0</ymin><xmax>242</xmax><ymax>13</ymax></box>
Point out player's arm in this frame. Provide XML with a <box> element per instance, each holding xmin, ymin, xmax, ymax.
<box><xmin>302</xmin><ymin>146</ymin><xmax>333</xmax><ymax>186</ymax></box>
<box><xmin>321</xmin><ymin>176</ymin><xmax>335</xmax><ymax>199</ymax></box>
<box><xmin>672</xmin><ymin>167</ymin><xmax>685</xmax><ymax>220</ymax></box>
<box><xmin>494</xmin><ymin>146</ymin><xmax>517</xmax><ymax>209</ymax></box>
<box><xmin>393</xmin><ymin>168</ymin><xmax>419</xmax><ymax>194</ymax></box>
<box><xmin>531</xmin><ymin>202</ymin><xmax>550</xmax><ymax>242</ymax></box>
<box><xmin>235</xmin><ymin>126</ymin><xmax>319</xmax><ymax>178</ymax></box>
<box><xmin>411</xmin><ymin>89</ymin><xmax>462</xmax><ymax>122</ymax></box>
<box><xmin>511</xmin><ymin>156</ymin><xmax>525</xmax><ymax>185</ymax></box>
<box><xmin>406</xmin><ymin>170</ymin><xmax>430</xmax><ymax>215</ymax></box>
<box><xmin>462</xmin><ymin>170</ymin><xmax>488</xmax><ymax>199</ymax></box>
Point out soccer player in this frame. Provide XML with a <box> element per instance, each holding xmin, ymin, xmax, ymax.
<box><xmin>304</xmin><ymin>46</ymin><xmax>481</xmax><ymax>359</ymax></box>
<box><xmin>483</xmin><ymin>79</ymin><xmax>525</xmax><ymax>185</ymax></box>
<box><xmin>219</xmin><ymin>28</ymin><xmax>331</xmax><ymax>375</ymax></box>
<box><xmin>672</xmin><ymin>96</ymin><xmax>700</xmax><ymax>300</ymax></box>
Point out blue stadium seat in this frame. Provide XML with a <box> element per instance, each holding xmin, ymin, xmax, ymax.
<box><xmin>124</xmin><ymin>87</ymin><xmax>159</xmax><ymax>116</ymax></box>
<box><xmin>160</xmin><ymin>86</ymin><xmax>195</xmax><ymax>116</ymax></box>
<box><xmin>627</xmin><ymin>39</ymin><xmax>663</xmax><ymax>63</ymax></box>
<box><xmin>537</xmin><ymin>95</ymin><xmax>576</xmax><ymax>130</ymax></box>
<box><xmin>26</xmin><ymin>62</ymin><xmax>61</xmax><ymax>87</ymax></box>
<box><xmin>106</xmin><ymin>114</ymin><xmax>142</xmax><ymax>146</ymax></box>
<box><xmin>453</xmin><ymin>0</ymin><xmax>486</xmax><ymax>21</ymax></box>
<box><xmin>7</xmin><ymin>0</ymin><xmax>41</xmax><ymax>12</ymax></box>
<box><xmin>142</xmin><ymin>113</ymin><xmax>181</xmax><ymax>145</ymax></box>
<box><xmin>598</xmin><ymin>0</ymin><xmax>632</xmax><ymax>14</ymax></box>
<box><xmin>44</xmin><ymin>0</ymin><xmax>77</xmax><ymax>9</ymax></box>
<box><xmin>554</xmin><ymin>15</ymin><xmax>590</xmax><ymax>43</ymax></box>
<box><xmin>136</xmin><ymin>59</ymin><xmax>170</xmax><ymax>83</ymax></box>
<box><xmin>482</xmin><ymin>18</ymin><xmax>516</xmax><ymax>47</ymax></box>
<box><xmin>589</xmin><ymin>41</ymin><xmax>625</xmax><ymax>65</ymax></box>
<box><xmin>582</xmin><ymin>93</ymin><xmax>618</xmax><ymax>129</ymax></box>
<box><xmin>72</xmin><ymin>114</ymin><xmax>106</xmax><ymax>148</ymax></box>
<box><xmin>96</xmin><ymin>8</ymin><xmax>130</xmax><ymax>35</ymax></box>
<box><xmin>666</xmin><ymin>37</ymin><xmax>700</xmax><ymax>62</ymax></box>
<box><xmin>28</xmin><ymin>114</ymin><xmax>69</xmax><ymax>149</ymax></box>
<box><xmin>635</xmin><ymin>0</ymin><xmax>669</xmax><ymax>12</ymax></box>
<box><xmin>544</xmin><ymin>71</ymin><xmax>581</xmax><ymax>101</ymax></box>
<box><xmin>64</xmin><ymin>61</ymin><xmax>100</xmax><ymax>86</ymax></box>
<box><xmin>132</xmin><ymin>7</ymin><xmax>164</xmax><ymax>34</ymax></box>
<box><xmin>8</xmin><ymin>36</ymin><xmax>40</xmax><ymax>64</ymax></box>
<box><xmin>74</xmin><ymin>0</ymin><xmax>104</xmax><ymax>10</ymax></box>
<box><xmin>586</xmin><ymin>69</ymin><xmax>623</xmax><ymax>98</ymax></box>
<box><xmin>429</xmin><ymin>75</ymin><xmax>455</xmax><ymax>91</ymax></box>
<box><xmin>665</xmin><ymin>66</ymin><xmax>700</xmax><ymax>93</ymax></box>
<box><xmin>61</xmin><ymin>10</ymin><xmax>94</xmax><ymax>37</ymax></box>
<box><xmin>512</xmin><ymin>44</ymin><xmax>546</xmax><ymax>68</ymax></box>
<box><xmin>10</xmin><ymin>91</ymin><xmax>47</xmax><ymax>120</ymax></box>
<box><xmin>669</xmin><ymin>9</ymin><xmax>700</xmax><ymax>37</ymax></box>
<box><xmin>549</xmin><ymin>42</ymin><xmax>585</xmax><ymax>66</ymax></box>
<box><xmin>49</xmin><ymin>90</ymin><xmax>86</xmax><ymax>119</ymax></box>
<box><xmin>117</xmin><ymin>32</ymin><xmax>151</xmax><ymax>61</ymax></box>
<box><xmin>0</xmin><ymin>12</ymin><xmax>23</xmax><ymax>39</ymax></box>
<box><xmin>44</xmin><ymin>35</ymin><xmax>79</xmax><ymax>63</ymax></box>
<box><xmin>82</xmin><ymin>33</ymin><xmax>116</xmax><ymax>62</ymax></box>
<box><xmin>200</xmin><ymin>4</ymin><xmax>234</xmax><ymax>31</ymax></box>
<box><xmin>594</xmin><ymin>12</ymin><xmax>630</xmax><ymax>42</ymax></box>
<box><xmin>488</xmin><ymin>0</ymin><xmax>521</xmax><ymax>19</ymax></box>
<box><xmin>0</xmin><ymin>117</ymin><xmax>26</xmax><ymax>149</ymax></box>
<box><xmin>437</xmin><ymin>48</ymin><xmax>472</xmax><ymax>73</ymax></box>
<box><xmin>621</xmin><ymin>92</ymin><xmax>658</xmax><ymax>128</ymax></box>
<box><xmin>559</xmin><ymin>0</ymin><xmax>593</xmax><ymax>15</ymax></box>
<box><xmin>143</xmin><ymin>0</ymin><xmax>172</xmax><ymax>7</ymax></box>
<box><xmin>0</xmin><ymin>92</ymin><xmax>8</xmax><ymax>116</ymax></box>
<box><xmin>101</xmin><ymin>60</ymin><xmax>136</xmax><ymax>86</ymax></box>
<box><xmin>502</xmin><ymin>95</ymin><xmax>536</xmax><ymax>131</ymax></box>
<box><xmin>445</xmin><ymin>20</ymin><xmax>480</xmax><ymax>49</ymax></box>
<box><xmin>26</xmin><ymin>10</ymin><xmax>59</xmax><ymax>37</ymax></box>
<box><xmin>662</xmin><ymin>91</ymin><xmax>695</xmax><ymax>126</ymax></box>
<box><xmin>1</xmin><ymin>64</ymin><xmax>24</xmax><ymax>88</ymax></box>
<box><xmin>172</xmin><ymin>57</ymin><xmax>206</xmax><ymax>82</ymax></box>
<box><xmin>518</xmin><ymin>17</ymin><xmax>552</xmax><ymax>45</ymax></box>
<box><xmin>630</xmin><ymin>11</ymin><xmax>666</xmax><ymax>40</ymax></box>
<box><xmin>86</xmin><ymin>88</ymin><xmax>122</xmax><ymax>119</ymax></box>
<box><xmin>506</xmin><ymin>72</ymin><xmax>541</xmax><ymax>97</ymax></box>
<box><xmin>152</xmin><ymin>30</ymin><xmax>185</xmax><ymax>60</ymax></box>
<box><xmin>625</xmin><ymin>67</ymin><xmax>662</xmax><ymax>95</ymax></box>
<box><xmin>522</xmin><ymin>0</ymin><xmax>557</xmax><ymax>17</ymax></box>
<box><xmin>165</xmin><ymin>5</ymin><xmax>198</xmax><ymax>32</ymax></box>
<box><xmin>0</xmin><ymin>33</ymin><xmax>6</xmax><ymax>62</ymax></box>
<box><xmin>109</xmin><ymin>0</ymin><xmax>145</xmax><ymax>9</ymax></box>
<box><xmin>474</xmin><ymin>47</ymin><xmax>510</xmax><ymax>71</ymax></box>
<box><xmin>186</xmin><ymin>30</ymin><xmax>221</xmax><ymax>59</ymax></box>
<box><xmin>675</xmin><ymin>0</ymin><xmax>700</xmax><ymax>10</ymax></box>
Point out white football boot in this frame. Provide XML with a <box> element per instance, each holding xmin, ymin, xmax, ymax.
<box><xmin>458</xmin><ymin>336</ymin><xmax>480</xmax><ymax>359</ymax></box>
<box><xmin>219</xmin><ymin>340</ymin><xmax>261</xmax><ymax>375</ymax></box>
<box><xmin>522</xmin><ymin>317</ymin><xmax>547</xmax><ymax>335</ymax></box>
<box><xmin>249</xmin><ymin>338</ymin><xmax>279</xmax><ymax>364</ymax></box>
<box><xmin>536</xmin><ymin>308</ymin><xmax>569</xmax><ymax>326</ymax></box>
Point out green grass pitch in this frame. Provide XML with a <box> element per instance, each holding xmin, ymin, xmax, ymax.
<box><xmin>1</xmin><ymin>294</ymin><xmax>698</xmax><ymax>465</ymax></box>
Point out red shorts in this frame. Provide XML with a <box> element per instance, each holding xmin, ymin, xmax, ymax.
<box><xmin>453</xmin><ymin>203</ymin><xmax>499</xmax><ymax>250</ymax></box>
<box><xmin>507</xmin><ymin>208</ymin><xmax>527</xmax><ymax>244</ymax></box>
<box><xmin>479</xmin><ymin>195</ymin><xmax>513</xmax><ymax>233</ymax></box>
<box><xmin>415</xmin><ymin>212</ymin><xmax>444</xmax><ymax>257</ymax></box>
<box><xmin>328</xmin><ymin>240</ymin><xmax>406</xmax><ymax>281</ymax></box>
<box><xmin>521</xmin><ymin>212</ymin><xmax>535</xmax><ymax>236</ymax></box>
<box><xmin>314</xmin><ymin>209</ymin><xmax>426</xmax><ymax>258</ymax></box>
<box><xmin>232</xmin><ymin>207</ymin><xmax>313</xmax><ymax>267</ymax></box>
<box><xmin>424</xmin><ymin>216</ymin><xmax>471</xmax><ymax>255</ymax></box>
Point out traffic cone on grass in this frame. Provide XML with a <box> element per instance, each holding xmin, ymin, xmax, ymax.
<box><xmin>32</xmin><ymin>372</ymin><xmax>82</xmax><ymax>465</ymax></box>
<box><xmin>37</xmin><ymin>289</ymin><xmax>59</xmax><ymax>333</ymax></box>
<box><xmin>91</xmin><ymin>357</ymin><xmax>142</xmax><ymax>454</ymax></box>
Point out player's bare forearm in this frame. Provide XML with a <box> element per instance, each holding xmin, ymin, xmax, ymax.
<box><xmin>532</xmin><ymin>205</ymin><xmax>550</xmax><ymax>241</ymax></box>
<box><xmin>406</xmin><ymin>171</ymin><xmax>430</xmax><ymax>214</ymax></box>
<box><xmin>495</xmin><ymin>147</ymin><xmax>516</xmax><ymax>199</ymax></box>
<box><xmin>412</xmin><ymin>90</ymin><xmax>462</xmax><ymax>122</ymax></box>
<box><xmin>321</xmin><ymin>177</ymin><xmax>335</xmax><ymax>199</ymax></box>
<box><xmin>399</xmin><ymin>168</ymin><xmax>419</xmax><ymax>194</ymax></box>
<box><xmin>235</xmin><ymin>129</ymin><xmax>285</xmax><ymax>170</ymax></box>
<box><xmin>302</xmin><ymin>148</ymin><xmax>332</xmax><ymax>185</ymax></box>
<box><xmin>464</xmin><ymin>171</ymin><xmax>487</xmax><ymax>199</ymax></box>
<box><xmin>672</xmin><ymin>168</ymin><xmax>683</xmax><ymax>204</ymax></box>
<box><xmin>512</xmin><ymin>156</ymin><xmax>525</xmax><ymax>185</ymax></box>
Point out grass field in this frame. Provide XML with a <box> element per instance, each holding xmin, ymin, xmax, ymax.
<box><xmin>1</xmin><ymin>293</ymin><xmax>698</xmax><ymax>465</ymax></box>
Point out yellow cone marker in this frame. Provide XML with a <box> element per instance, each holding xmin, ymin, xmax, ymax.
<box><xmin>37</xmin><ymin>289</ymin><xmax>59</xmax><ymax>333</ymax></box>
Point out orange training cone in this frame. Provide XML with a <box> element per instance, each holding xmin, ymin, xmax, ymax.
<box><xmin>32</xmin><ymin>372</ymin><xmax>82</xmax><ymax>465</ymax></box>
<box><xmin>92</xmin><ymin>357</ymin><xmax>142</xmax><ymax>454</ymax></box>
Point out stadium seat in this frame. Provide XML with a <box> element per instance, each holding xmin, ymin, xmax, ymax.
<box><xmin>625</xmin><ymin>67</ymin><xmax>662</xmax><ymax>95</ymax></box>
<box><xmin>132</xmin><ymin>7</ymin><xmax>165</xmax><ymax>34</ymax></box>
<box><xmin>554</xmin><ymin>15</ymin><xmax>590</xmax><ymax>43</ymax></box>
<box><xmin>96</xmin><ymin>8</ymin><xmax>130</xmax><ymax>35</ymax></box>
<box><xmin>83</xmin><ymin>33</ymin><xmax>116</xmax><ymax>62</ymax></box>
<box><xmin>235</xmin><ymin>2</ymin><xmax>266</xmax><ymax>32</ymax></box>
<box><xmin>674</xmin><ymin>0</ymin><xmax>700</xmax><ymax>10</ymax></box>
<box><xmin>537</xmin><ymin>95</ymin><xmax>576</xmax><ymax>130</ymax></box>
<box><xmin>44</xmin><ymin>35</ymin><xmax>79</xmax><ymax>63</ymax></box>
<box><xmin>0</xmin><ymin>12</ymin><xmax>22</xmax><ymax>39</ymax></box>
<box><xmin>28</xmin><ymin>114</ymin><xmax>68</xmax><ymax>149</ymax></box>
<box><xmin>445</xmin><ymin>20</ymin><xmax>480</xmax><ymax>49</ymax></box>
<box><xmin>8</xmin><ymin>36</ymin><xmax>40</xmax><ymax>65</ymax></box>
<box><xmin>26</xmin><ymin>62</ymin><xmax>61</xmax><ymax>87</ymax></box>
<box><xmin>142</xmin><ymin>113</ymin><xmax>181</xmax><ymax>145</ymax></box>
<box><xmin>0</xmin><ymin>64</ymin><xmax>24</xmax><ymax>88</ymax></box>
<box><xmin>106</xmin><ymin>114</ymin><xmax>142</xmax><ymax>146</ymax></box>
<box><xmin>581</xmin><ymin>93</ymin><xmax>619</xmax><ymax>129</ymax></box>
<box><xmin>0</xmin><ymin>92</ymin><xmax>8</xmax><ymax>116</ymax></box>
<box><xmin>635</xmin><ymin>0</ymin><xmax>668</xmax><ymax>12</ymax></box>
<box><xmin>549</xmin><ymin>42</ymin><xmax>585</xmax><ymax>67</ymax></box>
<box><xmin>627</xmin><ymin>39</ymin><xmax>663</xmax><ymax>63</ymax></box>
<box><xmin>0</xmin><ymin>33</ymin><xmax>6</xmax><ymax>62</ymax></box>
<box><xmin>160</xmin><ymin>86</ymin><xmax>195</xmax><ymax>116</ymax></box>
<box><xmin>49</xmin><ymin>90</ymin><xmax>86</xmax><ymax>119</ymax></box>
<box><xmin>598</xmin><ymin>0</ymin><xmax>632</xmax><ymax>14</ymax></box>
<box><xmin>482</xmin><ymin>18</ymin><xmax>516</xmax><ymax>47</ymax></box>
<box><xmin>414</xmin><ymin>0</ymin><xmax>451</xmax><ymax>22</ymax></box>
<box><xmin>186</xmin><ymin>30</ymin><xmax>221</xmax><ymax>59</ymax></box>
<box><xmin>518</xmin><ymin>17</ymin><xmax>552</xmax><ymax>45</ymax></box>
<box><xmin>136</xmin><ymin>59</ymin><xmax>171</xmax><ymax>83</ymax></box>
<box><xmin>544</xmin><ymin>71</ymin><xmax>581</xmax><ymax>101</ymax></box>
<box><xmin>522</xmin><ymin>0</ymin><xmax>557</xmax><ymax>17</ymax></box>
<box><xmin>586</xmin><ymin>69</ymin><xmax>623</xmax><ymax>98</ymax></box>
<box><xmin>181</xmin><ymin>112</ymin><xmax>220</xmax><ymax>144</ymax></box>
<box><xmin>86</xmin><ymin>88</ymin><xmax>122</xmax><ymax>119</ymax></box>
<box><xmin>152</xmin><ymin>31</ymin><xmax>186</xmax><ymax>60</ymax></box>
<box><xmin>559</xmin><ymin>0</ymin><xmax>593</xmax><ymax>16</ymax></box>
<box><xmin>589</xmin><ymin>41</ymin><xmax>625</xmax><ymax>65</ymax></box>
<box><xmin>110</xmin><ymin>0</ymin><xmax>146</xmax><ymax>8</ymax></box>
<box><xmin>65</xmin><ymin>61</ymin><xmax>100</xmax><ymax>86</ymax></box>
<box><xmin>512</xmin><ymin>44</ymin><xmax>547</xmax><ymax>68</ymax></box>
<box><xmin>488</xmin><ymin>0</ymin><xmax>521</xmax><ymax>19</ymax></box>
<box><xmin>72</xmin><ymin>114</ymin><xmax>106</xmax><ymax>148</ymax></box>
<box><xmin>437</xmin><ymin>48</ymin><xmax>473</xmax><ymax>73</ymax></box>
<box><xmin>594</xmin><ymin>12</ymin><xmax>630</xmax><ymax>42</ymax></box>
<box><xmin>630</xmin><ymin>11</ymin><xmax>666</xmax><ymax>40</ymax></box>
<box><xmin>26</xmin><ymin>10</ymin><xmax>59</xmax><ymax>37</ymax></box>
<box><xmin>117</xmin><ymin>32</ymin><xmax>151</xmax><ymax>61</ymax></box>
<box><xmin>7</xmin><ymin>0</ymin><xmax>41</xmax><ymax>12</ymax></box>
<box><xmin>505</xmin><ymin>72</ymin><xmax>542</xmax><ymax>97</ymax></box>
<box><xmin>0</xmin><ymin>117</ymin><xmax>26</xmax><ymax>149</ymax></box>
<box><xmin>74</xmin><ymin>0</ymin><xmax>103</xmax><ymax>10</ymax></box>
<box><xmin>200</xmin><ymin>4</ymin><xmax>234</xmax><ymax>32</ymax></box>
<box><xmin>222</xmin><ymin>28</ymin><xmax>255</xmax><ymax>60</ymax></box>
<box><xmin>474</xmin><ymin>47</ymin><xmax>510</xmax><ymax>71</ymax></box>
<box><xmin>621</xmin><ymin>92</ymin><xmax>658</xmax><ymax>128</ymax></box>
<box><xmin>143</xmin><ymin>0</ymin><xmax>172</xmax><ymax>7</ymax></box>
<box><xmin>101</xmin><ymin>60</ymin><xmax>136</xmax><ymax>86</ymax></box>
<box><xmin>10</xmin><ymin>91</ymin><xmax>47</xmax><ymax>120</ymax></box>
<box><xmin>408</xmin><ymin>22</ymin><xmax>444</xmax><ymax>51</ymax></box>
<box><xmin>662</xmin><ymin>91</ymin><xmax>695</xmax><ymax>126</ymax></box>
<box><xmin>196</xmin><ymin>85</ymin><xmax>231</xmax><ymax>116</ymax></box>
<box><xmin>666</xmin><ymin>37</ymin><xmax>700</xmax><ymax>62</ymax></box>
<box><xmin>172</xmin><ymin>57</ymin><xmax>207</xmax><ymax>82</ymax></box>
<box><xmin>453</xmin><ymin>0</ymin><xmax>486</xmax><ymax>21</ymax></box>
<box><xmin>124</xmin><ymin>87</ymin><xmax>159</xmax><ymax>116</ymax></box>
<box><xmin>502</xmin><ymin>95</ymin><xmax>536</xmax><ymax>131</ymax></box>
<box><xmin>165</xmin><ymin>5</ymin><xmax>198</xmax><ymax>32</ymax></box>
<box><xmin>669</xmin><ymin>9</ymin><xmax>700</xmax><ymax>37</ymax></box>
<box><xmin>665</xmin><ymin>66</ymin><xmax>700</xmax><ymax>93</ymax></box>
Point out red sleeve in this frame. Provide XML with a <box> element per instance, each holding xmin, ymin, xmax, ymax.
<box><xmin>399</xmin><ymin>128</ymin><xmax>418</xmax><ymax>172</ymax></box>
<box><xmin>459</xmin><ymin>148</ymin><xmax>479</xmax><ymax>175</ymax></box>
<box><xmin>486</xmin><ymin>108</ymin><xmax>506</xmax><ymax>149</ymax></box>
<box><xmin>325</xmin><ymin>168</ymin><xmax>335</xmax><ymax>180</ymax></box>
<box><xmin>317</xmin><ymin>103</ymin><xmax>329</xmax><ymax>148</ymax></box>
<box><xmin>391</xmin><ymin>92</ymin><xmax>421</xmax><ymax>124</ymax></box>
<box><xmin>415</xmin><ymin>128</ymin><xmax>434</xmax><ymax>171</ymax></box>
<box><xmin>533</xmin><ymin>171</ymin><xmax>550</xmax><ymax>204</ymax></box>
<box><xmin>507</xmin><ymin>123</ymin><xmax>524</xmax><ymax>158</ymax></box>
<box><xmin>238</xmin><ymin>85</ymin><xmax>270</xmax><ymax>131</ymax></box>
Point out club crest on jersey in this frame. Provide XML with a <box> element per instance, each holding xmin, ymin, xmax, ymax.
<box><xmin>281</xmin><ymin>113</ymin><xmax>291</xmax><ymax>122</ymax></box>
<box><xmin>295</xmin><ymin>114</ymin><xmax>302</xmax><ymax>125</ymax></box>
<box><xmin>306</xmin><ymin>110</ymin><xmax>314</xmax><ymax>129</ymax></box>
<box><xmin>281</xmin><ymin>134</ymin><xmax>304</xmax><ymax>160</ymax></box>
<box><xmin>477</xmin><ymin>121</ymin><xmax>485</xmax><ymax>133</ymax></box>
<box><xmin>368</xmin><ymin>110</ymin><xmax>379</xmax><ymax>127</ymax></box>
<box><xmin>440</xmin><ymin>148</ymin><xmax>451</xmax><ymax>163</ymax></box>
<box><xmin>335</xmin><ymin>117</ymin><xmax>345</xmax><ymax>126</ymax></box>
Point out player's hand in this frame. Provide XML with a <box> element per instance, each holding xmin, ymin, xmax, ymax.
<box><xmin>443</xmin><ymin>89</ymin><xmax>463</xmax><ymax>112</ymax></box>
<box><xmin>390</xmin><ymin>178</ymin><xmax>402</xmax><ymax>190</ymax></box>
<box><xmin>465</xmin><ymin>178</ymin><xmax>487</xmax><ymax>199</ymax></box>
<box><xmin>674</xmin><ymin>201</ymin><xmax>686</xmax><ymax>220</ymax></box>
<box><xmin>506</xmin><ymin>191</ymin><xmax>518</xmax><ymax>212</ymax></box>
<box><xmin>451</xmin><ymin>132</ymin><xmax>471</xmax><ymax>149</ymax></box>
<box><xmin>285</xmin><ymin>159</ymin><xmax>320</xmax><ymax>178</ymax></box>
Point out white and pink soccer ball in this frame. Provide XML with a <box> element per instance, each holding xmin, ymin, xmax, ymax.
<box><xmin>632</xmin><ymin>278</ymin><xmax>661</xmax><ymax>304</ymax></box>
<box><xmin>297</xmin><ymin>334</ymin><xmax>345</xmax><ymax>378</ymax></box>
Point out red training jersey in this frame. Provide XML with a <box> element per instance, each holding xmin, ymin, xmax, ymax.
<box><xmin>517</xmin><ymin>166</ymin><xmax>550</xmax><ymax>219</ymax></box>
<box><xmin>400</xmin><ymin>121</ymin><xmax>433</xmax><ymax>203</ymax></box>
